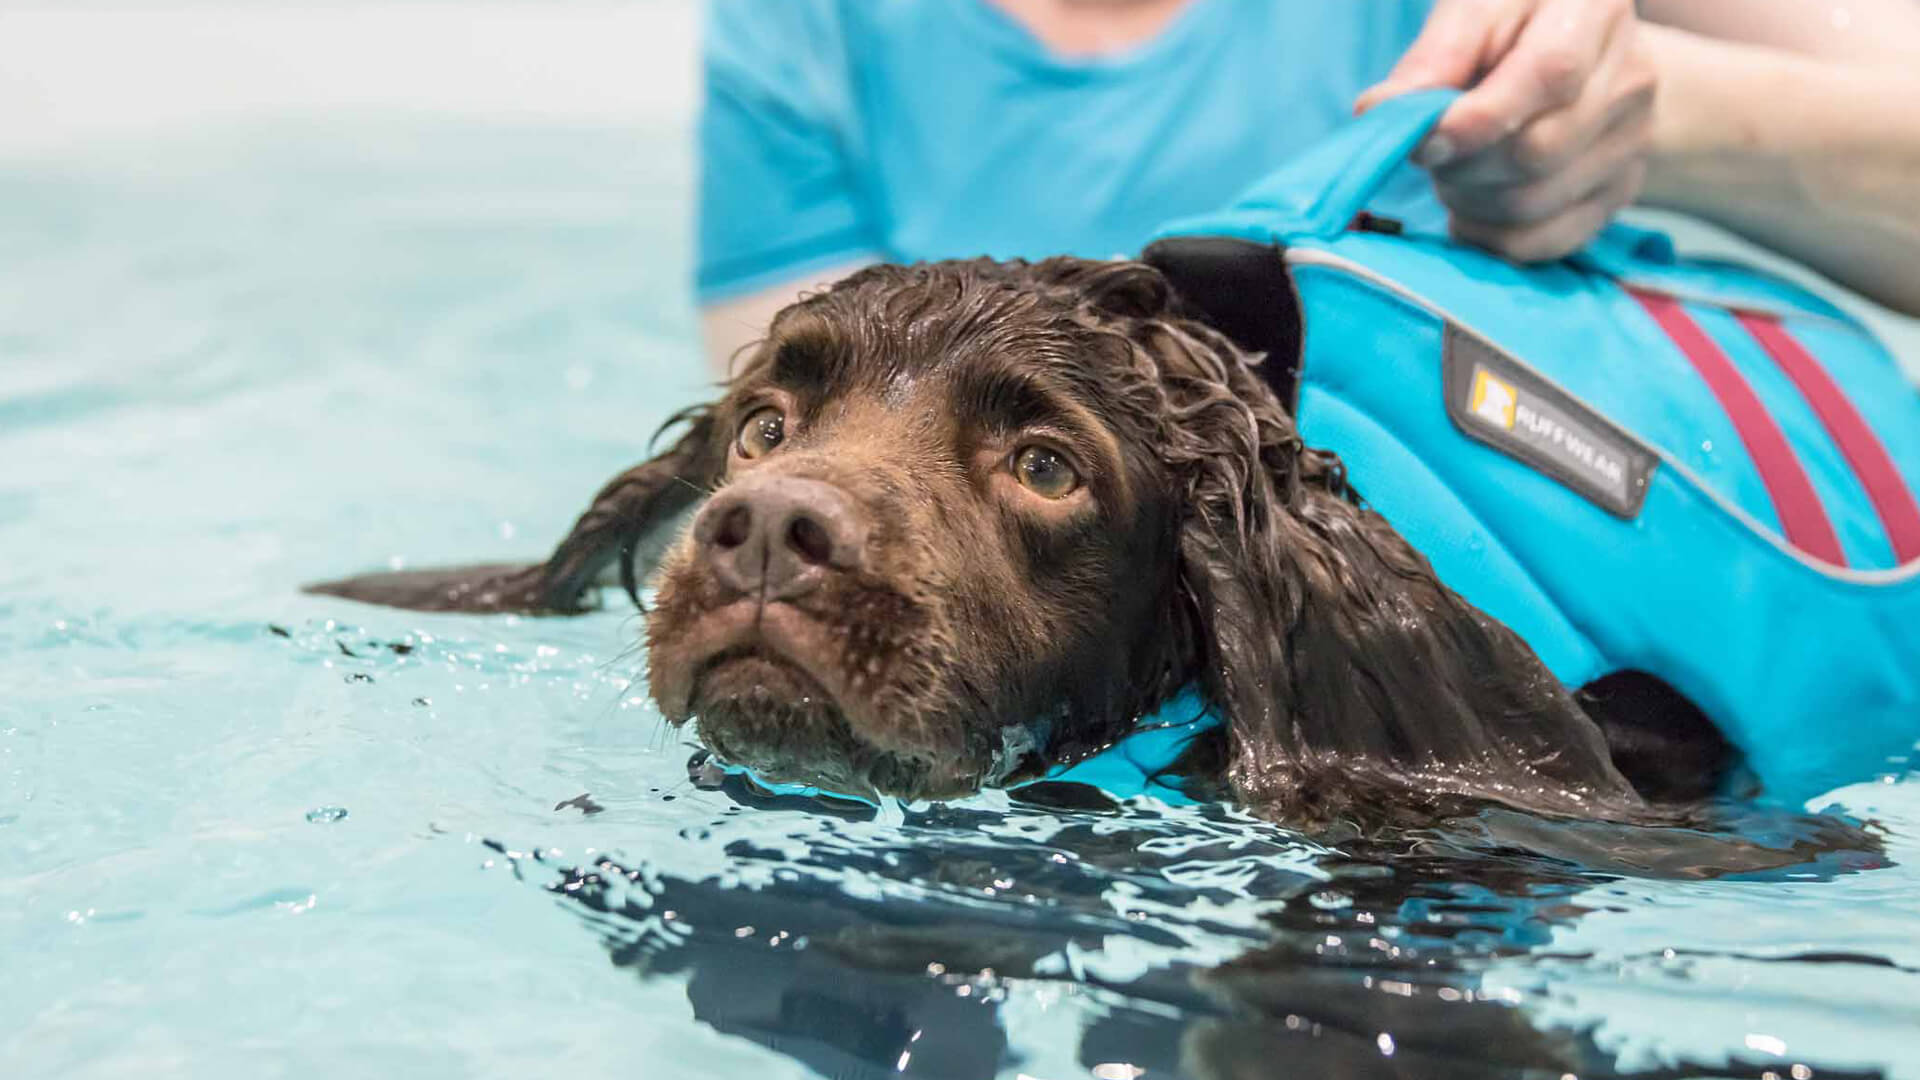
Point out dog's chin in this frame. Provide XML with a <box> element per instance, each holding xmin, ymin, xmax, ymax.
<box><xmin>682</xmin><ymin>647</ymin><xmax>981</xmax><ymax>802</ymax></box>
<box><xmin>648</xmin><ymin>588</ymin><xmax>991</xmax><ymax>800</ymax></box>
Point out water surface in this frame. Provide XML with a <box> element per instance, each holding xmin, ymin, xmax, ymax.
<box><xmin>5</xmin><ymin>48</ymin><xmax>1920</xmax><ymax>1080</ymax></box>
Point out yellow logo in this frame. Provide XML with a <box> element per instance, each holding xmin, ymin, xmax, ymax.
<box><xmin>1469</xmin><ymin>368</ymin><xmax>1517</xmax><ymax>430</ymax></box>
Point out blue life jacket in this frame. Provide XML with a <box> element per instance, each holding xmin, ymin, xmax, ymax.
<box><xmin>722</xmin><ymin>92</ymin><xmax>1920</xmax><ymax>812</ymax></box>
<box><xmin>1142</xmin><ymin>90</ymin><xmax>1920</xmax><ymax>807</ymax></box>
<box><xmin>718</xmin><ymin>688</ymin><xmax>1222</xmax><ymax>810</ymax></box>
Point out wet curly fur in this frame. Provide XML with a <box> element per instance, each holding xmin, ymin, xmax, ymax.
<box><xmin>310</xmin><ymin>256</ymin><xmax>1677</xmax><ymax>825</ymax></box>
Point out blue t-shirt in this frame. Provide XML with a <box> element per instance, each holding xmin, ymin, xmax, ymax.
<box><xmin>698</xmin><ymin>0</ymin><xmax>1435</xmax><ymax>301</ymax></box>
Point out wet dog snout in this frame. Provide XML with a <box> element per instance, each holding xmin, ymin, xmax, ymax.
<box><xmin>693</xmin><ymin>475</ymin><xmax>867</xmax><ymax>600</ymax></box>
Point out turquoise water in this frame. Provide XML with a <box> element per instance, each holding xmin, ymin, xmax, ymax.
<box><xmin>8</xmin><ymin>87</ymin><xmax>1920</xmax><ymax>1080</ymax></box>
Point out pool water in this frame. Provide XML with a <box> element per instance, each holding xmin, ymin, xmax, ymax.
<box><xmin>7</xmin><ymin>10</ymin><xmax>1920</xmax><ymax>1080</ymax></box>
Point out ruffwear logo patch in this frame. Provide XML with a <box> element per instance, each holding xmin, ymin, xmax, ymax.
<box><xmin>1444</xmin><ymin>325</ymin><xmax>1656</xmax><ymax>519</ymax></box>
<box><xmin>1469</xmin><ymin>368</ymin><xmax>1518</xmax><ymax>429</ymax></box>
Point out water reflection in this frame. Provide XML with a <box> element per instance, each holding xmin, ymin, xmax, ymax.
<box><xmin>530</xmin><ymin>758</ymin><xmax>1887</xmax><ymax>1080</ymax></box>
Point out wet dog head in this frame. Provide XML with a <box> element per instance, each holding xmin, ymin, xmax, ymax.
<box><xmin>311</xmin><ymin>256</ymin><xmax>1654</xmax><ymax>823</ymax></box>
<box><xmin>644</xmin><ymin>260</ymin><xmax>1201</xmax><ymax>799</ymax></box>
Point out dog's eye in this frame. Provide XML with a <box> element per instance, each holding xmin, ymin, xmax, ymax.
<box><xmin>736</xmin><ymin>407</ymin><xmax>786</xmax><ymax>459</ymax></box>
<box><xmin>1013</xmin><ymin>446</ymin><xmax>1078</xmax><ymax>499</ymax></box>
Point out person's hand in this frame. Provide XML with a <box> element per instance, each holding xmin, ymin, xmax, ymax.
<box><xmin>1356</xmin><ymin>0</ymin><xmax>1657</xmax><ymax>262</ymax></box>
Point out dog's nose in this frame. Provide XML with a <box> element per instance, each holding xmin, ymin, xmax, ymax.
<box><xmin>692</xmin><ymin>476</ymin><xmax>867</xmax><ymax>600</ymax></box>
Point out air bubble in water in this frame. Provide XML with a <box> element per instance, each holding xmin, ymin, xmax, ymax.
<box><xmin>306</xmin><ymin>806</ymin><xmax>349</xmax><ymax>824</ymax></box>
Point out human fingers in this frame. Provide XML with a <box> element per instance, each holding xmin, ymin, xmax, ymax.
<box><xmin>1435</xmin><ymin>108</ymin><xmax>1651</xmax><ymax>227</ymax></box>
<box><xmin>1449</xmin><ymin>157</ymin><xmax>1646</xmax><ymax>262</ymax></box>
<box><xmin>1354</xmin><ymin>0</ymin><xmax>1529</xmax><ymax>115</ymax></box>
<box><xmin>1430</xmin><ymin>43</ymin><xmax>1652</xmax><ymax>190</ymax></box>
<box><xmin>1424</xmin><ymin>0</ymin><xmax>1631</xmax><ymax>166</ymax></box>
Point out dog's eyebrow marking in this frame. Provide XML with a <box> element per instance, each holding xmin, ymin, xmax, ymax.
<box><xmin>770</xmin><ymin>340</ymin><xmax>831</xmax><ymax>394</ymax></box>
<box><xmin>957</xmin><ymin>365</ymin><xmax>1080</xmax><ymax>437</ymax></box>
<box><xmin>766</xmin><ymin>325</ymin><xmax>848</xmax><ymax>398</ymax></box>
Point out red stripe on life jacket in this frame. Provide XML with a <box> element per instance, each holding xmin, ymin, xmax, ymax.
<box><xmin>1737</xmin><ymin>311</ymin><xmax>1920</xmax><ymax>565</ymax></box>
<box><xmin>1629</xmin><ymin>290</ymin><xmax>1847</xmax><ymax>566</ymax></box>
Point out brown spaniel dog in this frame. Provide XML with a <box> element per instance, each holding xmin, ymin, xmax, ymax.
<box><xmin>310</xmin><ymin>258</ymin><xmax>1712</xmax><ymax>825</ymax></box>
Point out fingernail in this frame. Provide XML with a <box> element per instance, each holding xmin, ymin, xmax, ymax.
<box><xmin>1416</xmin><ymin>134</ymin><xmax>1456</xmax><ymax>168</ymax></box>
<box><xmin>1357</xmin><ymin>80</ymin><xmax>1417</xmax><ymax>114</ymax></box>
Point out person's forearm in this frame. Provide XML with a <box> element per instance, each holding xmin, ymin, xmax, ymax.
<box><xmin>1640</xmin><ymin>24</ymin><xmax>1920</xmax><ymax>315</ymax></box>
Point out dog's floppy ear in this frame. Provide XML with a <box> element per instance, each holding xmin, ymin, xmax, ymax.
<box><xmin>305</xmin><ymin>407</ymin><xmax>725</xmax><ymax>614</ymax></box>
<box><xmin>1136</xmin><ymin>300</ymin><xmax>1648</xmax><ymax>824</ymax></box>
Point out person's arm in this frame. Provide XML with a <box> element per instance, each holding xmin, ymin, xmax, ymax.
<box><xmin>1640</xmin><ymin>0</ymin><xmax>1920</xmax><ymax>66</ymax></box>
<box><xmin>696</xmin><ymin>1</ymin><xmax>882</xmax><ymax>378</ymax></box>
<box><xmin>1358</xmin><ymin>0</ymin><xmax>1920</xmax><ymax>315</ymax></box>
<box><xmin>1635</xmin><ymin>23</ymin><xmax>1920</xmax><ymax>316</ymax></box>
